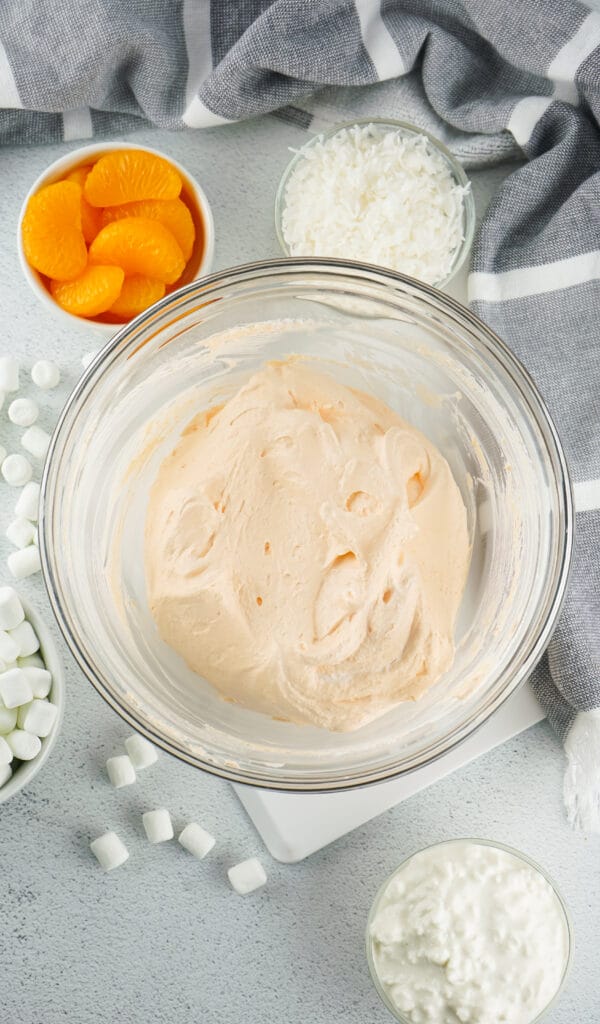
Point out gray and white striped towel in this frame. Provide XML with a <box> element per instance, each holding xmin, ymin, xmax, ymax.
<box><xmin>1</xmin><ymin>0</ymin><xmax>599</xmax><ymax>828</ymax></box>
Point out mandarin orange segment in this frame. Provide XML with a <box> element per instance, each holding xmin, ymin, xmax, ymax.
<box><xmin>101</xmin><ymin>198</ymin><xmax>195</xmax><ymax>261</ymax></box>
<box><xmin>65</xmin><ymin>164</ymin><xmax>103</xmax><ymax>244</ymax></box>
<box><xmin>88</xmin><ymin>217</ymin><xmax>185</xmax><ymax>284</ymax></box>
<box><xmin>50</xmin><ymin>265</ymin><xmax>125</xmax><ymax>317</ymax></box>
<box><xmin>22</xmin><ymin>181</ymin><xmax>87</xmax><ymax>281</ymax></box>
<box><xmin>108</xmin><ymin>275</ymin><xmax>166</xmax><ymax>320</ymax></box>
<box><xmin>84</xmin><ymin>149</ymin><xmax>182</xmax><ymax>207</ymax></box>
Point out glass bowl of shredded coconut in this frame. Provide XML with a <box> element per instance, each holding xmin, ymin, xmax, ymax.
<box><xmin>275</xmin><ymin>120</ymin><xmax>475</xmax><ymax>288</ymax></box>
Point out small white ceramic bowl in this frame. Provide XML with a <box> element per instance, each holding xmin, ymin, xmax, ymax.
<box><xmin>0</xmin><ymin>598</ymin><xmax>65</xmax><ymax>804</ymax></box>
<box><xmin>17</xmin><ymin>141</ymin><xmax>215</xmax><ymax>337</ymax></box>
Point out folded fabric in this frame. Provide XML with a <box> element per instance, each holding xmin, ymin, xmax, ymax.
<box><xmin>1</xmin><ymin>0</ymin><xmax>599</xmax><ymax>828</ymax></box>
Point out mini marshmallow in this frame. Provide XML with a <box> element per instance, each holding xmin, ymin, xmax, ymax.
<box><xmin>0</xmin><ymin>762</ymin><xmax>12</xmax><ymax>788</ymax></box>
<box><xmin>31</xmin><ymin>360</ymin><xmax>60</xmax><ymax>390</ymax></box>
<box><xmin>17</xmin><ymin>699</ymin><xmax>58</xmax><ymax>738</ymax></box>
<box><xmin>227</xmin><ymin>857</ymin><xmax>267</xmax><ymax>895</ymax></box>
<box><xmin>0</xmin><ymin>668</ymin><xmax>33</xmax><ymax>708</ymax></box>
<box><xmin>0</xmin><ymin>587</ymin><xmax>25</xmax><ymax>630</ymax></box>
<box><xmin>90</xmin><ymin>831</ymin><xmax>129</xmax><ymax>871</ymax></box>
<box><xmin>0</xmin><ymin>705</ymin><xmax>18</xmax><ymax>734</ymax></box>
<box><xmin>0</xmin><ymin>357</ymin><xmax>19</xmax><ymax>392</ymax></box>
<box><xmin>106</xmin><ymin>754</ymin><xmax>136</xmax><ymax>788</ymax></box>
<box><xmin>15</xmin><ymin>481</ymin><xmax>40</xmax><ymax>521</ymax></box>
<box><xmin>21</xmin><ymin>665</ymin><xmax>51</xmax><ymax>698</ymax></box>
<box><xmin>124</xmin><ymin>733</ymin><xmax>157</xmax><ymax>770</ymax></box>
<box><xmin>0</xmin><ymin>630</ymin><xmax>20</xmax><ymax>664</ymax></box>
<box><xmin>6</xmin><ymin>518</ymin><xmax>36</xmax><ymax>550</ymax></box>
<box><xmin>2</xmin><ymin>453</ymin><xmax>32</xmax><ymax>486</ymax></box>
<box><xmin>6</xmin><ymin>729</ymin><xmax>41</xmax><ymax>760</ymax></box>
<box><xmin>21</xmin><ymin>426</ymin><xmax>51</xmax><ymax>460</ymax></box>
<box><xmin>18</xmin><ymin>653</ymin><xmax>44</xmax><ymax>669</ymax></box>
<box><xmin>81</xmin><ymin>349</ymin><xmax>100</xmax><ymax>369</ymax></box>
<box><xmin>0</xmin><ymin>735</ymin><xmax>13</xmax><ymax>765</ymax></box>
<box><xmin>9</xmin><ymin>620</ymin><xmax>39</xmax><ymax>658</ymax></box>
<box><xmin>142</xmin><ymin>808</ymin><xmax>173</xmax><ymax>843</ymax></box>
<box><xmin>8</xmin><ymin>545</ymin><xmax>41</xmax><ymax>580</ymax></box>
<box><xmin>178</xmin><ymin>822</ymin><xmax>215</xmax><ymax>860</ymax></box>
<box><xmin>8</xmin><ymin>397</ymin><xmax>38</xmax><ymax>427</ymax></box>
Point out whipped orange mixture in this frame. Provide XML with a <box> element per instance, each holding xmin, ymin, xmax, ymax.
<box><xmin>145</xmin><ymin>361</ymin><xmax>469</xmax><ymax>731</ymax></box>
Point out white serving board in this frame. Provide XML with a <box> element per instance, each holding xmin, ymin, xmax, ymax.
<box><xmin>234</xmin><ymin>683</ymin><xmax>544</xmax><ymax>862</ymax></box>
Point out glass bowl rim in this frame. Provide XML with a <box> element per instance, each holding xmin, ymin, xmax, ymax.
<box><xmin>365</xmin><ymin>837</ymin><xmax>574</xmax><ymax>1024</ymax></box>
<box><xmin>39</xmin><ymin>257</ymin><xmax>574</xmax><ymax>792</ymax></box>
<box><xmin>274</xmin><ymin>117</ymin><xmax>477</xmax><ymax>289</ymax></box>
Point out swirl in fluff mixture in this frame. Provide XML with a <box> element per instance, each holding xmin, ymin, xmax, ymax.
<box><xmin>145</xmin><ymin>360</ymin><xmax>470</xmax><ymax>732</ymax></box>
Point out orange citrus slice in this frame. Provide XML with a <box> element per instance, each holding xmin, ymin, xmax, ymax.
<box><xmin>50</xmin><ymin>265</ymin><xmax>124</xmax><ymax>317</ymax></box>
<box><xmin>65</xmin><ymin>165</ymin><xmax>103</xmax><ymax>244</ymax></box>
<box><xmin>22</xmin><ymin>181</ymin><xmax>87</xmax><ymax>281</ymax></box>
<box><xmin>108</xmin><ymin>275</ymin><xmax>166</xmax><ymax>319</ymax></box>
<box><xmin>101</xmin><ymin>198</ymin><xmax>195</xmax><ymax>261</ymax></box>
<box><xmin>84</xmin><ymin>149</ymin><xmax>182</xmax><ymax>207</ymax></box>
<box><xmin>89</xmin><ymin>217</ymin><xmax>185</xmax><ymax>284</ymax></box>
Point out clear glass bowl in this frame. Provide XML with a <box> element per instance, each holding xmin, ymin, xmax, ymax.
<box><xmin>366</xmin><ymin>839</ymin><xmax>574</xmax><ymax>1023</ymax></box>
<box><xmin>40</xmin><ymin>259</ymin><xmax>572</xmax><ymax>791</ymax></box>
<box><xmin>275</xmin><ymin>119</ymin><xmax>476</xmax><ymax>289</ymax></box>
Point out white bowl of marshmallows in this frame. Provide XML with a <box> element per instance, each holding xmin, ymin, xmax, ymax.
<box><xmin>0</xmin><ymin>588</ymin><xmax>64</xmax><ymax>803</ymax></box>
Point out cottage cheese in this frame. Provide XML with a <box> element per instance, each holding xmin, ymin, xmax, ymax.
<box><xmin>369</xmin><ymin>841</ymin><xmax>570</xmax><ymax>1024</ymax></box>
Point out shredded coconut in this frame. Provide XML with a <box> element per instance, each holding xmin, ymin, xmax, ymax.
<box><xmin>281</xmin><ymin>124</ymin><xmax>469</xmax><ymax>285</ymax></box>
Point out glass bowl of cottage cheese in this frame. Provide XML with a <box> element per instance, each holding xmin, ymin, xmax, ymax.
<box><xmin>366</xmin><ymin>839</ymin><xmax>573</xmax><ymax>1024</ymax></box>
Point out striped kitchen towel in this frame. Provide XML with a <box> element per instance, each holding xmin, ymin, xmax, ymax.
<box><xmin>1</xmin><ymin>0</ymin><xmax>599</xmax><ymax>828</ymax></box>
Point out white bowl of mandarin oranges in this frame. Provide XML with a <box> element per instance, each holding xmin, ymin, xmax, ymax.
<box><xmin>18</xmin><ymin>142</ymin><xmax>215</xmax><ymax>333</ymax></box>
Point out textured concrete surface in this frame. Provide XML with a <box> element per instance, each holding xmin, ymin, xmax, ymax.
<box><xmin>0</xmin><ymin>117</ymin><xmax>598</xmax><ymax>1024</ymax></box>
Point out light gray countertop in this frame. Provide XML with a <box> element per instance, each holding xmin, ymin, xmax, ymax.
<box><xmin>0</xmin><ymin>117</ymin><xmax>597</xmax><ymax>1024</ymax></box>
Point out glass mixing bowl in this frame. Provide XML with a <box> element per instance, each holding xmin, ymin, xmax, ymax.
<box><xmin>40</xmin><ymin>259</ymin><xmax>573</xmax><ymax>791</ymax></box>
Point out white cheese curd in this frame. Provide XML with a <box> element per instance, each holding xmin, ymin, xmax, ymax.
<box><xmin>281</xmin><ymin>124</ymin><xmax>468</xmax><ymax>285</ymax></box>
<box><xmin>369</xmin><ymin>841</ymin><xmax>570</xmax><ymax>1024</ymax></box>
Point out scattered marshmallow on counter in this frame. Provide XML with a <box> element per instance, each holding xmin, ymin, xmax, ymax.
<box><xmin>178</xmin><ymin>823</ymin><xmax>216</xmax><ymax>860</ymax></box>
<box><xmin>6</xmin><ymin>518</ymin><xmax>36</xmax><ymax>550</ymax></box>
<box><xmin>0</xmin><ymin>705</ymin><xmax>18</xmax><ymax>734</ymax></box>
<box><xmin>0</xmin><ymin>668</ymin><xmax>33</xmax><ymax>708</ymax></box>
<box><xmin>143</xmin><ymin>808</ymin><xmax>173</xmax><ymax>843</ymax></box>
<box><xmin>81</xmin><ymin>350</ymin><xmax>100</xmax><ymax>369</ymax></box>
<box><xmin>17</xmin><ymin>699</ymin><xmax>58</xmax><ymax>738</ymax></box>
<box><xmin>21</xmin><ymin>425</ymin><xmax>51</xmax><ymax>460</ymax></box>
<box><xmin>6</xmin><ymin>728</ymin><xmax>41</xmax><ymax>761</ymax></box>
<box><xmin>0</xmin><ymin>587</ymin><xmax>25</xmax><ymax>630</ymax></box>
<box><xmin>228</xmin><ymin>857</ymin><xmax>267</xmax><ymax>895</ymax></box>
<box><xmin>21</xmin><ymin>666</ymin><xmax>52</xmax><ymax>698</ymax></box>
<box><xmin>8</xmin><ymin>397</ymin><xmax>38</xmax><ymax>427</ymax></box>
<box><xmin>2</xmin><ymin>453</ymin><xmax>33</xmax><ymax>487</ymax></box>
<box><xmin>9</xmin><ymin>620</ymin><xmax>39</xmax><ymax>657</ymax></box>
<box><xmin>90</xmin><ymin>831</ymin><xmax>129</xmax><ymax>871</ymax></box>
<box><xmin>8</xmin><ymin>545</ymin><xmax>41</xmax><ymax>580</ymax></box>
<box><xmin>31</xmin><ymin>360</ymin><xmax>60</xmax><ymax>390</ymax></box>
<box><xmin>0</xmin><ymin>357</ymin><xmax>19</xmax><ymax>392</ymax></box>
<box><xmin>15</xmin><ymin>481</ymin><xmax>40</xmax><ymax>522</ymax></box>
<box><xmin>106</xmin><ymin>754</ymin><xmax>136</xmax><ymax>789</ymax></box>
<box><xmin>124</xmin><ymin>733</ymin><xmax>158</xmax><ymax>770</ymax></box>
<box><xmin>0</xmin><ymin>735</ymin><xmax>13</xmax><ymax>764</ymax></box>
<box><xmin>0</xmin><ymin>630</ymin><xmax>20</xmax><ymax>664</ymax></box>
